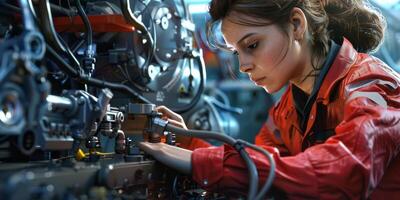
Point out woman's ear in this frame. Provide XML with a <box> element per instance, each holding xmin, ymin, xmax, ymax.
<box><xmin>290</xmin><ymin>7</ymin><xmax>307</xmax><ymax>41</ymax></box>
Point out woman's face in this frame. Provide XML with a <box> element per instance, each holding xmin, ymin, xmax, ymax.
<box><xmin>221</xmin><ymin>13</ymin><xmax>307</xmax><ymax>93</ymax></box>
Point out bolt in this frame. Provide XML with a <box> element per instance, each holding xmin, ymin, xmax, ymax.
<box><xmin>78</xmin><ymin>97</ymin><xmax>85</xmax><ymax>105</ymax></box>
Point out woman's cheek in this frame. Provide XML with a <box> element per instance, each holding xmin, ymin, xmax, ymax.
<box><xmin>262</xmin><ymin>50</ymin><xmax>299</xmax><ymax>92</ymax></box>
<box><xmin>277</xmin><ymin>43</ymin><xmax>301</xmax><ymax>81</ymax></box>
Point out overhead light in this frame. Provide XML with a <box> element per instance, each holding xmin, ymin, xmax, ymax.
<box><xmin>188</xmin><ymin>4</ymin><xmax>209</xmax><ymax>14</ymax></box>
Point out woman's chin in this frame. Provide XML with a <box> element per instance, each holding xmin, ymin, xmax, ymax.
<box><xmin>261</xmin><ymin>84</ymin><xmax>283</xmax><ymax>94</ymax></box>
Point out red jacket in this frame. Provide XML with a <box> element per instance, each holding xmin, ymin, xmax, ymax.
<box><xmin>184</xmin><ymin>39</ymin><xmax>400</xmax><ymax>199</ymax></box>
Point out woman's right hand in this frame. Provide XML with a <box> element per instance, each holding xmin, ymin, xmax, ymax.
<box><xmin>155</xmin><ymin>106</ymin><xmax>192</xmax><ymax>146</ymax></box>
<box><xmin>155</xmin><ymin>105</ymin><xmax>188</xmax><ymax>130</ymax></box>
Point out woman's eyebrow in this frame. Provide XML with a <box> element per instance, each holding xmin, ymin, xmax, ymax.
<box><xmin>236</xmin><ymin>33</ymin><xmax>256</xmax><ymax>45</ymax></box>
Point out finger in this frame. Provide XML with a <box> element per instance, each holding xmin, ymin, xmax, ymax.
<box><xmin>155</xmin><ymin>106</ymin><xmax>175</xmax><ymax>118</ymax></box>
<box><xmin>156</xmin><ymin>106</ymin><xmax>182</xmax><ymax>121</ymax></box>
<box><xmin>167</xmin><ymin>118</ymin><xmax>187</xmax><ymax>129</ymax></box>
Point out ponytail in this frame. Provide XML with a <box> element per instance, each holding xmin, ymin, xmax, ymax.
<box><xmin>322</xmin><ymin>0</ymin><xmax>386</xmax><ymax>53</ymax></box>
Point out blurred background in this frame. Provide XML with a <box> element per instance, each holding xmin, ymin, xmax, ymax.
<box><xmin>184</xmin><ymin>0</ymin><xmax>400</xmax><ymax>143</ymax></box>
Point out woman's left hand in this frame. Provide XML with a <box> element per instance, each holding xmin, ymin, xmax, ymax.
<box><xmin>139</xmin><ymin>142</ymin><xmax>192</xmax><ymax>174</ymax></box>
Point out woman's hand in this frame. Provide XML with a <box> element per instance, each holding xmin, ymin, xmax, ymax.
<box><xmin>155</xmin><ymin>106</ymin><xmax>193</xmax><ymax>147</ymax></box>
<box><xmin>156</xmin><ymin>106</ymin><xmax>188</xmax><ymax>130</ymax></box>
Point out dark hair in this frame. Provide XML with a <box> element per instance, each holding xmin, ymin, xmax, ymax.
<box><xmin>207</xmin><ymin>0</ymin><xmax>386</xmax><ymax>61</ymax></box>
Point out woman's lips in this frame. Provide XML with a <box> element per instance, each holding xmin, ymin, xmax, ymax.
<box><xmin>252</xmin><ymin>77</ymin><xmax>266</xmax><ymax>85</ymax></box>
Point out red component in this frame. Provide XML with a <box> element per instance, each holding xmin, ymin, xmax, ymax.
<box><xmin>53</xmin><ymin>14</ymin><xmax>135</xmax><ymax>32</ymax></box>
<box><xmin>187</xmin><ymin>38</ymin><xmax>400</xmax><ymax>199</ymax></box>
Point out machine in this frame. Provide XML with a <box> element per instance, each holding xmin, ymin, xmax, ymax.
<box><xmin>0</xmin><ymin>0</ymin><xmax>222</xmax><ymax>199</ymax></box>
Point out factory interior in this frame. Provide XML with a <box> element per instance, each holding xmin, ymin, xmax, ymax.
<box><xmin>0</xmin><ymin>0</ymin><xmax>399</xmax><ymax>199</ymax></box>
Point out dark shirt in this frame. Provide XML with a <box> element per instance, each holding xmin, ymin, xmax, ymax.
<box><xmin>292</xmin><ymin>41</ymin><xmax>341</xmax><ymax>132</ymax></box>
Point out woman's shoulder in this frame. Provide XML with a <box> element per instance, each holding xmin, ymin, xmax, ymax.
<box><xmin>338</xmin><ymin>53</ymin><xmax>400</xmax><ymax>106</ymax></box>
<box><xmin>345</xmin><ymin>53</ymin><xmax>400</xmax><ymax>84</ymax></box>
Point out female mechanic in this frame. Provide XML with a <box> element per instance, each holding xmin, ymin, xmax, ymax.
<box><xmin>140</xmin><ymin>0</ymin><xmax>400</xmax><ymax>198</ymax></box>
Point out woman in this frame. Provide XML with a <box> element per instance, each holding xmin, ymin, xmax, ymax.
<box><xmin>140</xmin><ymin>0</ymin><xmax>400</xmax><ymax>198</ymax></box>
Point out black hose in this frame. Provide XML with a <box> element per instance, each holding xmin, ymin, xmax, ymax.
<box><xmin>0</xmin><ymin>2</ymin><xmax>21</xmax><ymax>13</ymax></box>
<box><xmin>0</xmin><ymin>2</ymin><xmax>72</xmax><ymax>28</ymax></box>
<box><xmin>119</xmin><ymin>0</ymin><xmax>154</xmax><ymax>49</ymax></box>
<box><xmin>46</xmin><ymin>44</ymin><xmax>79</xmax><ymax>77</ymax></box>
<box><xmin>46</xmin><ymin>44</ymin><xmax>152</xmax><ymax>104</ymax></box>
<box><xmin>119</xmin><ymin>0</ymin><xmax>154</xmax><ymax>72</ymax></box>
<box><xmin>164</xmin><ymin>124</ymin><xmax>259</xmax><ymax>200</ymax></box>
<box><xmin>50</xmin><ymin>4</ymin><xmax>76</xmax><ymax>16</ymax></box>
<box><xmin>238</xmin><ymin>139</ymin><xmax>276</xmax><ymax>200</ymax></box>
<box><xmin>74</xmin><ymin>0</ymin><xmax>92</xmax><ymax>47</ymax></box>
<box><xmin>37</xmin><ymin>0</ymin><xmax>66</xmax><ymax>53</ymax></box>
<box><xmin>36</xmin><ymin>0</ymin><xmax>80</xmax><ymax>68</ymax></box>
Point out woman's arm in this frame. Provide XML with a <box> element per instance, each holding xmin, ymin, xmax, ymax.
<box><xmin>139</xmin><ymin>142</ymin><xmax>192</xmax><ymax>175</ymax></box>
<box><xmin>191</xmin><ymin>75</ymin><xmax>400</xmax><ymax>198</ymax></box>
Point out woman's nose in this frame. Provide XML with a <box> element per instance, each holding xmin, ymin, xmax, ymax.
<box><xmin>238</xmin><ymin>54</ymin><xmax>253</xmax><ymax>73</ymax></box>
<box><xmin>239</xmin><ymin>63</ymin><xmax>253</xmax><ymax>73</ymax></box>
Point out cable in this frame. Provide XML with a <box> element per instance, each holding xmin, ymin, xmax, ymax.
<box><xmin>74</xmin><ymin>0</ymin><xmax>96</xmax><ymax>76</ymax></box>
<box><xmin>50</xmin><ymin>3</ymin><xmax>76</xmax><ymax>16</ymax></box>
<box><xmin>151</xmin><ymin>118</ymin><xmax>277</xmax><ymax>199</ymax></box>
<box><xmin>237</xmin><ymin>139</ymin><xmax>276</xmax><ymax>200</ymax></box>
<box><xmin>74</xmin><ymin>0</ymin><xmax>92</xmax><ymax>48</ymax></box>
<box><xmin>120</xmin><ymin>0</ymin><xmax>154</xmax><ymax>72</ymax></box>
<box><xmin>36</xmin><ymin>0</ymin><xmax>81</xmax><ymax>68</ymax></box>
<box><xmin>163</xmin><ymin>123</ymin><xmax>259</xmax><ymax>200</ymax></box>
<box><xmin>46</xmin><ymin>44</ymin><xmax>152</xmax><ymax>103</ymax></box>
<box><xmin>120</xmin><ymin>0</ymin><xmax>154</xmax><ymax>91</ymax></box>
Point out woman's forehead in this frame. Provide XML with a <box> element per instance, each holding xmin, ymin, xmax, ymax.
<box><xmin>221</xmin><ymin>17</ymin><xmax>274</xmax><ymax>46</ymax></box>
<box><xmin>221</xmin><ymin>13</ymin><xmax>274</xmax><ymax>34</ymax></box>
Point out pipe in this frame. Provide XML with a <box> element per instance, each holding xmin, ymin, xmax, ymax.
<box><xmin>46</xmin><ymin>44</ymin><xmax>152</xmax><ymax>104</ymax></box>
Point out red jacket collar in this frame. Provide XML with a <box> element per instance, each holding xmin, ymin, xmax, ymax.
<box><xmin>317</xmin><ymin>38</ymin><xmax>358</xmax><ymax>104</ymax></box>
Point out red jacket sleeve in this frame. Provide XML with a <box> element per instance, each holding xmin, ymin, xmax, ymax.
<box><xmin>255</xmin><ymin>109</ymin><xmax>290</xmax><ymax>156</ymax></box>
<box><xmin>191</xmin><ymin>78</ymin><xmax>400</xmax><ymax>199</ymax></box>
<box><xmin>179</xmin><ymin>137</ymin><xmax>211</xmax><ymax>151</ymax></box>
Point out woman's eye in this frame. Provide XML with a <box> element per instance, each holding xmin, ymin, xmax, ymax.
<box><xmin>248</xmin><ymin>42</ymin><xmax>258</xmax><ymax>50</ymax></box>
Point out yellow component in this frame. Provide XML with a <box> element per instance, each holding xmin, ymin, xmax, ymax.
<box><xmin>76</xmin><ymin>148</ymin><xmax>86</xmax><ymax>161</ymax></box>
<box><xmin>75</xmin><ymin>148</ymin><xmax>114</xmax><ymax>161</ymax></box>
<box><xmin>178</xmin><ymin>84</ymin><xmax>187</xmax><ymax>94</ymax></box>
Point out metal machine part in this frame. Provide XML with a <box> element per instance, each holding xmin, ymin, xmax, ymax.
<box><xmin>36</xmin><ymin>88</ymin><xmax>113</xmax><ymax>152</ymax></box>
<box><xmin>121</xmin><ymin>103</ymin><xmax>164</xmax><ymax>143</ymax></box>
<box><xmin>0</xmin><ymin>0</ymin><xmax>227</xmax><ymax>199</ymax></box>
<box><xmin>86</xmin><ymin>0</ymin><xmax>205</xmax><ymax>112</ymax></box>
<box><xmin>50</xmin><ymin>0</ymin><xmax>205</xmax><ymax>111</ymax></box>
<box><xmin>0</xmin><ymin>157</ymin><xmax>201</xmax><ymax>200</ymax></box>
<box><xmin>184</xmin><ymin>95</ymin><xmax>241</xmax><ymax>141</ymax></box>
<box><xmin>0</xmin><ymin>0</ymin><xmax>49</xmax><ymax>155</ymax></box>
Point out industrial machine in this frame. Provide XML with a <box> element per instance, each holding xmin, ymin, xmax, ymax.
<box><xmin>0</xmin><ymin>0</ymin><xmax>264</xmax><ymax>199</ymax></box>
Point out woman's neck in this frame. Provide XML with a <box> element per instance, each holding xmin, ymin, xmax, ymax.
<box><xmin>290</xmin><ymin>44</ymin><xmax>327</xmax><ymax>95</ymax></box>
